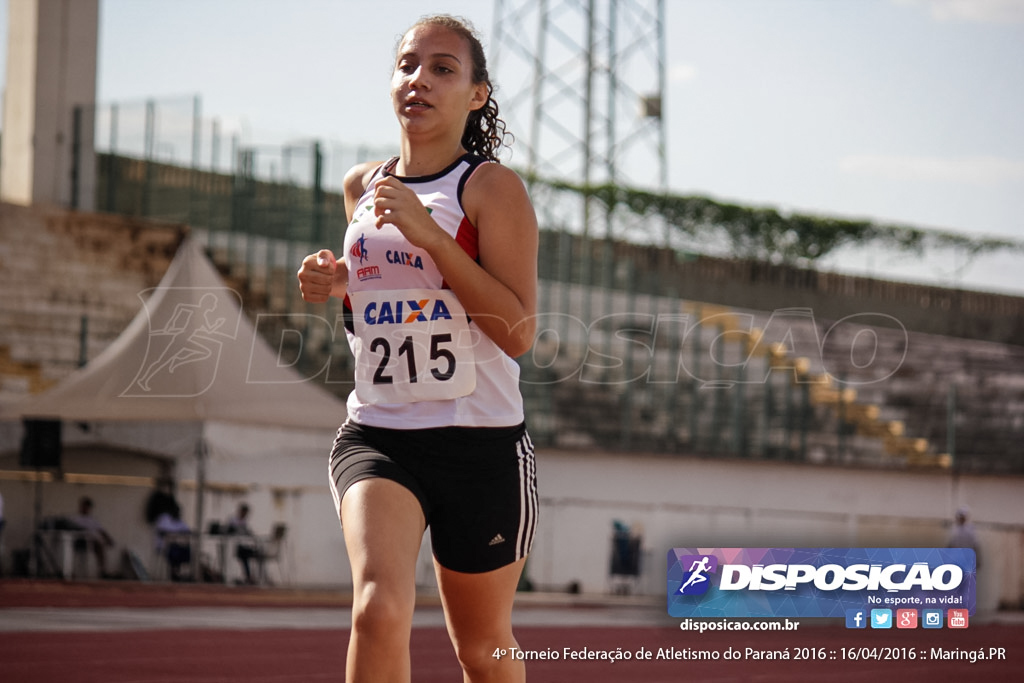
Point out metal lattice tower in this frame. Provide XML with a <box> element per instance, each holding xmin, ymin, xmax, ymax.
<box><xmin>491</xmin><ymin>0</ymin><xmax>667</xmax><ymax>240</ymax></box>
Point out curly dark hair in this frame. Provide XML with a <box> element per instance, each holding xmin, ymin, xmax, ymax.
<box><xmin>403</xmin><ymin>15</ymin><xmax>512</xmax><ymax>162</ymax></box>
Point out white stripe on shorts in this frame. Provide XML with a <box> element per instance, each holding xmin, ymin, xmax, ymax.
<box><xmin>515</xmin><ymin>432</ymin><xmax>539</xmax><ymax>559</ymax></box>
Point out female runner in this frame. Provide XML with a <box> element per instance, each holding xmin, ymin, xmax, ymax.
<box><xmin>297</xmin><ymin>14</ymin><xmax>539</xmax><ymax>683</ymax></box>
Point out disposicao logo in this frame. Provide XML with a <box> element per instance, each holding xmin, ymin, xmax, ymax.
<box><xmin>667</xmin><ymin>548</ymin><xmax>976</xmax><ymax>619</ymax></box>
<box><xmin>676</xmin><ymin>555</ymin><xmax>718</xmax><ymax>596</ymax></box>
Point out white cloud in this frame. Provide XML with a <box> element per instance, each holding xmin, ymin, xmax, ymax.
<box><xmin>669</xmin><ymin>63</ymin><xmax>699</xmax><ymax>83</ymax></box>
<box><xmin>839</xmin><ymin>154</ymin><xmax>1024</xmax><ymax>184</ymax></box>
<box><xmin>893</xmin><ymin>0</ymin><xmax>1024</xmax><ymax>24</ymax></box>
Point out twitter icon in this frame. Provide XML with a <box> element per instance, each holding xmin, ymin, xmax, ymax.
<box><xmin>870</xmin><ymin>609</ymin><xmax>893</xmax><ymax>629</ymax></box>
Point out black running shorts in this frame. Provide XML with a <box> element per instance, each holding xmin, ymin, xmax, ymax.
<box><xmin>329</xmin><ymin>420</ymin><xmax>539</xmax><ymax>574</ymax></box>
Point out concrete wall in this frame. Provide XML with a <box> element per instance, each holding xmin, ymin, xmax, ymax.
<box><xmin>1</xmin><ymin>0</ymin><xmax>99</xmax><ymax>208</ymax></box>
<box><xmin>528</xmin><ymin>450</ymin><xmax>1024</xmax><ymax>613</ymax></box>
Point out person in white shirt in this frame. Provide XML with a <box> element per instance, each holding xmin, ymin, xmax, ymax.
<box><xmin>69</xmin><ymin>496</ymin><xmax>115</xmax><ymax>578</ymax></box>
<box><xmin>154</xmin><ymin>505</ymin><xmax>191</xmax><ymax>581</ymax></box>
<box><xmin>225</xmin><ymin>502</ymin><xmax>261</xmax><ymax>584</ymax></box>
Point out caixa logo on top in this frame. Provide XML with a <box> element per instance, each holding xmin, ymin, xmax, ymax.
<box><xmin>667</xmin><ymin>548</ymin><xmax>976</xmax><ymax>618</ymax></box>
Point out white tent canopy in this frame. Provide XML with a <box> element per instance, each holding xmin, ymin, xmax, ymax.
<box><xmin>0</xmin><ymin>238</ymin><xmax>351</xmax><ymax>584</ymax></box>
<box><xmin>5</xmin><ymin>237</ymin><xmax>345</xmax><ymax>428</ymax></box>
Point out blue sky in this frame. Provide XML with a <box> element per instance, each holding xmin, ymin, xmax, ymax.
<box><xmin>2</xmin><ymin>0</ymin><xmax>1023</xmax><ymax>293</ymax></box>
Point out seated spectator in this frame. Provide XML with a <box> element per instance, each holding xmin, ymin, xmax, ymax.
<box><xmin>154</xmin><ymin>505</ymin><xmax>191</xmax><ymax>582</ymax></box>
<box><xmin>225</xmin><ymin>502</ymin><xmax>262</xmax><ymax>584</ymax></box>
<box><xmin>69</xmin><ymin>496</ymin><xmax>115</xmax><ymax>578</ymax></box>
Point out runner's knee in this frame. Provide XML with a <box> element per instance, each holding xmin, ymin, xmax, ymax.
<box><xmin>351</xmin><ymin>582</ymin><xmax>414</xmax><ymax>637</ymax></box>
<box><xmin>452</xmin><ymin>631</ymin><xmax>519</xmax><ymax>678</ymax></box>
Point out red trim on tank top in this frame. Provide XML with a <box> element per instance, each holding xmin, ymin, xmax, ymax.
<box><xmin>441</xmin><ymin>215</ymin><xmax>479</xmax><ymax>289</ymax></box>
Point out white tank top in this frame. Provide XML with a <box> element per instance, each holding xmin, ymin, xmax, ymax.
<box><xmin>341</xmin><ymin>154</ymin><xmax>525</xmax><ymax>429</ymax></box>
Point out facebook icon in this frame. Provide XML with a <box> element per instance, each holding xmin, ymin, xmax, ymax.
<box><xmin>845</xmin><ymin>609</ymin><xmax>867</xmax><ymax>629</ymax></box>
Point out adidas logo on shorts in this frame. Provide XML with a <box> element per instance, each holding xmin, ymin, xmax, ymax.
<box><xmin>489</xmin><ymin>533</ymin><xmax>506</xmax><ymax>546</ymax></box>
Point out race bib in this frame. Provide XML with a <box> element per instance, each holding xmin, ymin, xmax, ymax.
<box><xmin>350</xmin><ymin>288</ymin><xmax>477</xmax><ymax>404</ymax></box>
